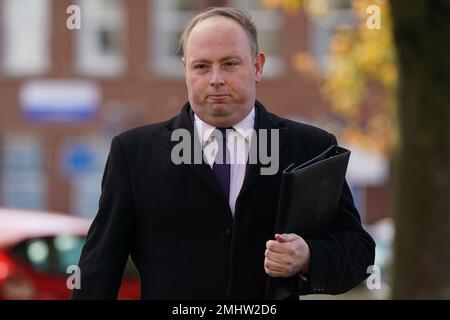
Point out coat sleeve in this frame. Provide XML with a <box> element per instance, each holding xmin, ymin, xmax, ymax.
<box><xmin>287</xmin><ymin>134</ymin><xmax>376</xmax><ymax>296</ymax></box>
<box><xmin>71</xmin><ymin>136</ymin><xmax>136</xmax><ymax>299</ymax></box>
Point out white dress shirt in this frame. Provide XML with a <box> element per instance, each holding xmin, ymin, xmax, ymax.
<box><xmin>194</xmin><ymin>107</ymin><xmax>255</xmax><ymax>216</ymax></box>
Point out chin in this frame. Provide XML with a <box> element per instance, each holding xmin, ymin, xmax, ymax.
<box><xmin>207</xmin><ymin>103</ymin><xmax>232</xmax><ymax>115</ymax></box>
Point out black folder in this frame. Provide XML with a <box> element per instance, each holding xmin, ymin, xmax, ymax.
<box><xmin>266</xmin><ymin>145</ymin><xmax>351</xmax><ymax>299</ymax></box>
<box><xmin>274</xmin><ymin>144</ymin><xmax>351</xmax><ymax>239</ymax></box>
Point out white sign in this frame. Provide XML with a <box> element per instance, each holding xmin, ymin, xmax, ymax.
<box><xmin>20</xmin><ymin>80</ymin><xmax>101</xmax><ymax>122</ymax></box>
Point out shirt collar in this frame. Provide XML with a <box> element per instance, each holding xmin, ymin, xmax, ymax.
<box><xmin>194</xmin><ymin>107</ymin><xmax>255</xmax><ymax>148</ymax></box>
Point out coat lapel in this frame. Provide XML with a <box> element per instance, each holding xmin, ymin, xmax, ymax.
<box><xmin>165</xmin><ymin>101</ymin><xmax>288</xmax><ymax>202</ymax></box>
<box><xmin>238</xmin><ymin>100</ymin><xmax>288</xmax><ymax>197</ymax></box>
<box><xmin>166</xmin><ymin>103</ymin><xmax>226</xmax><ymax>202</ymax></box>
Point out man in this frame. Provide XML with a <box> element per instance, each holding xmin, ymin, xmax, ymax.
<box><xmin>71</xmin><ymin>7</ymin><xmax>375</xmax><ymax>300</ymax></box>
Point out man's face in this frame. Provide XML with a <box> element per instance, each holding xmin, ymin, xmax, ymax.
<box><xmin>183</xmin><ymin>17</ymin><xmax>265</xmax><ymax>128</ymax></box>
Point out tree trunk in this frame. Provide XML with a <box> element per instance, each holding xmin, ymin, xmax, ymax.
<box><xmin>390</xmin><ymin>0</ymin><xmax>450</xmax><ymax>299</ymax></box>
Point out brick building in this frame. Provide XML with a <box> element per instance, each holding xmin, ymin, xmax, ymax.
<box><xmin>0</xmin><ymin>0</ymin><xmax>389</xmax><ymax>223</ymax></box>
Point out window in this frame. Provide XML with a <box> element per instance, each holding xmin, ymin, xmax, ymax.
<box><xmin>0</xmin><ymin>135</ymin><xmax>47</xmax><ymax>210</ymax></box>
<box><xmin>307</xmin><ymin>0</ymin><xmax>357</xmax><ymax>73</ymax></box>
<box><xmin>151</xmin><ymin>0</ymin><xmax>197</xmax><ymax>77</ymax></box>
<box><xmin>151</xmin><ymin>0</ymin><xmax>284</xmax><ymax>77</ymax></box>
<box><xmin>75</xmin><ymin>0</ymin><xmax>126</xmax><ymax>77</ymax></box>
<box><xmin>1</xmin><ymin>0</ymin><xmax>50</xmax><ymax>76</ymax></box>
<box><xmin>230</xmin><ymin>0</ymin><xmax>284</xmax><ymax>77</ymax></box>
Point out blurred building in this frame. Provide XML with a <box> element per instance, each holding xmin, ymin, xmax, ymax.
<box><xmin>0</xmin><ymin>0</ymin><xmax>389</xmax><ymax>223</ymax></box>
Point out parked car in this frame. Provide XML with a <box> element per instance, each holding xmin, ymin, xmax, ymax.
<box><xmin>0</xmin><ymin>207</ymin><xmax>140</xmax><ymax>300</ymax></box>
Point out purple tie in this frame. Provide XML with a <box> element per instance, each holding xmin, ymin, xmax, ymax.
<box><xmin>213</xmin><ymin>128</ymin><xmax>231</xmax><ymax>201</ymax></box>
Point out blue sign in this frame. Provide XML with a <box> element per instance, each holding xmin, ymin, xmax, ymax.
<box><xmin>61</xmin><ymin>143</ymin><xmax>96</xmax><ymax>178</ymax></box>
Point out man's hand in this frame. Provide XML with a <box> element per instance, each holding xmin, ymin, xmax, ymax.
<box><xmin>264</xmin><ymin>233</ymin><xmax>310</xmax><ymax>277</ymax></box>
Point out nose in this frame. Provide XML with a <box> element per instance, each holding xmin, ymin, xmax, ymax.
<box><xmin>209</xmin><ymin>66</ymin><xmax>225</xmax><ymax>87</ymax></box>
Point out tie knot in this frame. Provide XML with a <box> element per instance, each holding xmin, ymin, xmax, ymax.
<box><xmin>215</xmin><ymin>127</ymin><xmax>234</xmax><ymax>140</ymax></box>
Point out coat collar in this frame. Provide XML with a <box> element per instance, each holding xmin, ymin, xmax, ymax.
<box><xmin>166</xmin><ymin>100</ymin><xmax>288</xmax><ymax>205</ymax></box>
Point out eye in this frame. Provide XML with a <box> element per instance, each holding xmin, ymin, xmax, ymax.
<box><xmin>193</xmin><ymin>64</ymin><xmax>207</xmax><ymax>70</ymax></box>
<box><xmin>225</xmin><ymin>61</ymin><xmax>239</xmax><ymax>67</ymax></box>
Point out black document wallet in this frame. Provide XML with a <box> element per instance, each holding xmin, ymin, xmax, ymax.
<box><xmin>266</xmin><ymin>145</ymin><xmax>350</xmax><ymax>299</ymax></box>
<box><xmin>274</xmin><ymin>145</ymin><xmax>351</xmax><ymax>239</ymax></box>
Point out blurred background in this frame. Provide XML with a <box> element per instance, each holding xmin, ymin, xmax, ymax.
<box><xmin>0</xmin><ymin>0</ymin><xmax>448</xmax><ymax>300</ymax></box>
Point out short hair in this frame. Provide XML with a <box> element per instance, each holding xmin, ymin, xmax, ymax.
<box><xmin>179</xmin><ymin>7</ymin><xmax>259</xmax><ymax>58</ymax></box>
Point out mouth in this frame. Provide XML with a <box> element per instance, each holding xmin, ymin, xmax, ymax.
<box><xmin>207</xmin><ymin>94</ymin><xmax>231</xmax><ymax>100</ymax></box>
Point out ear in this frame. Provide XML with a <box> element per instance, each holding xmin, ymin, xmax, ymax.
<box><xmin>182</xmin><ymin>57</ymin><xmax>188</xmax><ymax>83</ymax></box>
<box><xmin>254</xmin><ymin>52</ymin><xmax>266</xmax><ymax>83</ymax></box>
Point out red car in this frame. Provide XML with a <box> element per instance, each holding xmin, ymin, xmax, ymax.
<box><xmin>0</xmin><ymin>208</ymin><xmax>140</xmax><ymax>300</ymax></box>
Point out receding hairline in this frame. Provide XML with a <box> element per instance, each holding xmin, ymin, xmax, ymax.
<box><xmin>179</xmin><ymin>7</ymin><xmax>259</xmax><ymax>58</ymax></box>
<box><xmin>183</xmin><ymin>17</ymin><xmax>254</xmax><ymax>58</ymax></box>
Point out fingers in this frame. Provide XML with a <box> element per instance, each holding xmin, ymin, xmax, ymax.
<box><xmin>264</xmin><ymin>244</ymin><xmax>297</xmax><ymax>277</ymax></box>
<box><xmin>275</xmin><ymin>233</ymin><xmax>299</xmax><ymax>242</ymax></box>
<box><xmin>264</xmin><ymin>257</ymin><xmax>289</xmax><ymax>277</ymax></box>
<box><xmin>264</xmin><ymin>233</ymin><xmax>308</xmax><ymax>277</ymax></box>
<box><xmin>265</xmin><ymin>248</ymin><xmax>291</xmax><ymax>265</ymax></box>
<box><xmin>264</xmin><ymin>256</ymin><xmax>285</xmax><ymax>271</ymax></box>
<box><xmin>264</xmin><ymin>255</ymin><xmax>298</xmax><ymax>277</ymax></box>
<box><xmin>264</xmin><ymin>267</ymin><xmax>285</xmax><ymax>277</ymax></box>
<box><xmin>266</xmin><ymin>238</ymin><xmax>296</xmax><ymax>254</ymax></box>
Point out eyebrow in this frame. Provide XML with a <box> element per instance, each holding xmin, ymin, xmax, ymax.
<box><xmin>190</xmin><ymin>56</ymin><xmax>242</xmax><ymax>65</ymax></box>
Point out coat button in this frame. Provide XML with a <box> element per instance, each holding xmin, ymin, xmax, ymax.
<box><xmin>226</xmin><ymin>228</ymin><xmax>232</xmax><ymax>236</ymax></box>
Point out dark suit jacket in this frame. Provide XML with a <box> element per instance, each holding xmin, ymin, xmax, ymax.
<box><xmin>71</xmin><ymin>101</ymin><xmax>375</xmax><ymax>300</ymax></box>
